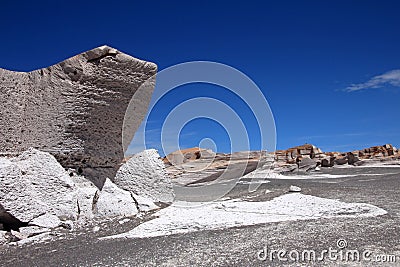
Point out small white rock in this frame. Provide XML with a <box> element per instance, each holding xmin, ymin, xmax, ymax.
<box><xmin>30</xmin><ymin>214</ymin><xmax>61</xmax><ymax>228</ymax></box>
<box><xmin>118</xmin><ymin>218</ymin><xmax>131</xmax><ymax>225</ymax></box>
<box><xmin>289</xmin><ymin>185</ymin><xmax>302</xmax><ymax>192</ymax></box>
<box><xmin>95</xmin><ymin>179</ymin><xmax>138</xmax><ymax>218</ymax></box>
<box><xmin>19</xmin><ymin>226</ymin><xmax>50</xmax><ymax>237</ymax></box>
<box><xmin>11</xmin><ymin>230</ymin><xmax>28</xmax><ymax>240</ymax></box>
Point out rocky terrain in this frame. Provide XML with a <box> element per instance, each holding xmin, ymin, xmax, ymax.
<box><xmin>162</xmin><ymin>144</ymin><xmax>400</xmax><ymax>185</ymax></box>
<box><xmin>0</xmin><ymin>45</ymin><xmax>157</xmax><ymax>188</ymax></box>
<box><xmin>273</xmin><ymin>143</ymin><xmax>400</xmax><ymax>173</ymax></box>
<box><xmin>0</xmin><ymin>47</ymin><xmax>173</xmax><ymax>245</ymax></box>
<box><xmin>0</xmin><ymin>47</ymin><xmax>398</xmax><ymax>266</ymax></box>
<box><xmin>162</xmin><ymin>148</ymin><xmax>269</xmax><ymax>185</ymax></box>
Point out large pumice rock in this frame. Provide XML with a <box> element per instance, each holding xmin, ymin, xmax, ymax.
<box><xmin>94</xmin><ymin>179</ymin><xmax>138</xmax><ymax>218</ymax></box>
<box><xmin>0</xmin><ymin>148</ymin><xmax>163</xmax><ymax>234</ymax></box>
<box><xmin>0</xmin><ymin>148</ymin><xmax>77</xmax><ymax>223</ymax></box>
<box><xmin>0</xmin><ymin>45</ymin><xmax>157</xmax><ymax>187</ymax></box>
<box><xmin>115</xmin><ymin>149</ymin><xmax>175</xmax><ymax>204</ymax></box>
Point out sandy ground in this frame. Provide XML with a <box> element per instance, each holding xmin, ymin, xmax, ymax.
<box><xmin>1</xmin><ymin>166</ymin><xmax>399</xmax><ymax>266</ymax></box>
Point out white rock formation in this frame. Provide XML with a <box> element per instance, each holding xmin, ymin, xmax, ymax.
<box><xmin>0</xmin><ymin>148</ymin><xmax>168</xmax><ymax>236</ymax></box>
<box><xmin>94</xmin><ymin>179</ymin><xmax>138</xmax><ymax>218</ymax></box>
<box><xmin>289</xmin><ymin>185</ymin><xmax>302</xmax><ymax>192</ymax></box>
<box><xmin>0</xmin><ymin>45</ymin><xmax>157</xmax><ymax>187</ymax></box>
<box><xmin>75</xmin><ymin>187</ymin><xmax>99</xmax><ymax>220</ymax></box>
<box><xmin>101</xmin><ymin>194</ymin><xmax>387</xmax><ymax>240</ymax></box>
<box><xmin>30</xmin><ymin>214</ymin><xmax>62</xmax><ymax>229</ymax></box>
<box><xmin>115</xmin><ymin>149</ymin><xmax>175</xmax><ymax>204</ymax></box>
<box><xmin>0</xmin><ymin>148</ymin><xmax>77</xmax><ymax>222</ymax></box>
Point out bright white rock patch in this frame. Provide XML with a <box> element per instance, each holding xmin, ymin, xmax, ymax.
<box><xmin>100</xmin><ymin>193</ymin><xmax>387</xmax><ymax>240</ymax></box>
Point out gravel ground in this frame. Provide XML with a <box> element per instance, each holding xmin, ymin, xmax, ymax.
<box><xmin>1</xmin><ymin>167</ymin><xmax>399</xmax><ymax>267</ymax></box>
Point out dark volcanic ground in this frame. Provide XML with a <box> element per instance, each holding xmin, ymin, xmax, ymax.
<box><xmin>1</xmin><ymin>166</ymin><xmax>400</xmax><ymax>267</ymax></box>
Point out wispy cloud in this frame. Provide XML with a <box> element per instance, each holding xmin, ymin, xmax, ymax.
<box><xmin>346</xmin><ymin>69</ymin><xmax>400</xmax><ymax>92</ymax></box>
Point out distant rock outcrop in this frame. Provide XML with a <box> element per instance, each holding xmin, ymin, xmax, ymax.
<box><xmin>164</xmin><ymin>148</ymin><xmax>269</xmax><ymax>185</ymax></box>
<box><xmin>273</xmin><ymin>143</ymin><xmax>399</xmax><ymax>173</ymax></box>
<box><xmin>275</xmin><ymin>144</ymin><xmax>323</xmax><ymax>164</ymax></box>
<box><xmin>354</xmin><ymin>144</ymin><xmax>398</xmax><ymax>159</ymax></box>
<box><xmin>0</xmin><ymin>45</ymin><xmax>157</xmax><ymax>187</ymax></box>
<box><xmin>163</xmin><ymin>147</ymin><xmax>216</xmax><ymax>166</ymax></box>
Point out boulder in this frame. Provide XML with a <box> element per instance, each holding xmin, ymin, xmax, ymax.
<box><xmin>115</xmin><ymin>149</ymin><xmax>175</xmax><ymax>205</ymax></box>
<box><xmin>334</xmin><ymin>157</ymin><xmax>348</xmax><ymax>165</ymax></box>
<box><xmin>289</xmin><ymin>185</ymin><xmax>302</xmax><ymax>192</ymax></box>
<box><xmin>70</xmin><ymin>174</ymin><xmax>99</xmax><ymax>220</ymax></box>
<box><xmin>94</xmin><ymin>179</ymin><xmax>138</xmax><ymax>218</ymax></box>
<box><xmin>30</xmin><ymin>214</ymin><xmax>62</xmax><ymax>229</ymax></box>
<box><xmin>347</xmin><ymin>152</ymin><xmax>360</xmax><ymax>165</ymax></box>
<box><xmin>321</xmin><ymin>157</ymin><xmax>335</xmax><ymax>167</ymax></box>
<box><xmin>1</xmin><ymin>148</ymin><xmax>149</xmax><ymax>231</ymax></box>
<box><xmin>0</xmin><ymin>45</ymin><xmax>157</xmax><ymax>187</ymax></box>
<box><xmin>0</xmin><ymin>149</ymin><xmax>77</xmax><ymax>223</ymax></box>
<box><xmin>273</xmin><ymin>164</ymin><xmax>298</xmax><ymax>173</ymax></box>
<box><xmin>297</xmin><ymin>156</ymin><xmax>318</xmax><ymax>171</ymax></box>
<box><xmin>74</xmin><ymin>187</ymin><xmax>99</xmax><ymax>220</ymax></box>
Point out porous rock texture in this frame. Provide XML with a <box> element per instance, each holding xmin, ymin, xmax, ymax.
<box><xmin>0</xmin><ymin>148</ymin><xmax>161</xmax><ymax>233</ymax></box>
<box><xmin>0</xmin><ymin>45</ymin><xmax>157</xmax><ymax>187</ymax></box>
<box><xmin>94</xmin><ymin>178</ymin><xmax>139</xmax><ymax>218</ymax></box>
<box><xmin>115</xmin><ymin>149</ymin><xmax>175</xmax><ymax>204</ymax></box>
<box><xmin>0</xmin><ymin>148</ymin><xmax>77</xmax><ymax>222</ymax></box>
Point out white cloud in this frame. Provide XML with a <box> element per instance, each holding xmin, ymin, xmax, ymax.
<box><xmin>346</xmin><ymin>69</ymin><xmax>400</xmax><ymax>91</ymax></box>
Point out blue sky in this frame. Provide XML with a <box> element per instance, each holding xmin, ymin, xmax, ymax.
<box><xmin>1</xmin><ymin>0</ymin><xmax>399</xmax><ymax>155</ymax></box>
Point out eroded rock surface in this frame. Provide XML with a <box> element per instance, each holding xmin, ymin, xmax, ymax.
<box><xmin>0</xmin><ymin>45</ymin><xmax>157</xmax><ymax>187</ymax></box>
<box><xmin>163</xmin><ymin>147</ymin><xmax>216</xmax><ymax>166</ymax></box>
<box><xmin>0</xmin><ymin>148</ymin><xmax>166</xmax><ymax>239</ymax></box>
<box><xmin>94</xmin><ymin>179</ymin><xmax>139</xmax><ymax>218</ymax></box>
<box><xmin>0</xmin><ymin>148</ymin><xmax>77</xmax><ymax>223</ymax></box>
<box><xmin>273</xmin><ymin>143</ymin><xmax>400</xmax><ymax>173</ymax></box>
<box><xmin>164</xmin><ymin>148</ymin><xmax>269</xmax><ymax>185</ymax></box>
<box><xmin>115</xmin><ymin>149</ymin><xmax>174</xmax><ymax>204</ymax></box>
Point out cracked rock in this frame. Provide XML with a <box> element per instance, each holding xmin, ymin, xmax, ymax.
<box><xmin>94</xmin><ymin>179</ymin><xmax>138</xmax><ymax>218</ymax></box>
<box><xmin>115</xmin><ymin>149</ymin><xmax>175</xmax><ymax>206</ymax></box>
